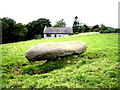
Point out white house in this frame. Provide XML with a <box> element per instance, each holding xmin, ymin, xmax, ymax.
<box><xmin>43</xmin><ymin>26</ymin><xmax>73</xmax><ymax>38</ymax></box>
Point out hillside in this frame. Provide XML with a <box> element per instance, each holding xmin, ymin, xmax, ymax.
<box><xmin>1</xmin><ymin>33</ymin><xmax>119</xmax><ymax>88</ymax></box>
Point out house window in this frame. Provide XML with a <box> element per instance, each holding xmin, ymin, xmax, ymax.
<box><xmin>46</xmin><ymin>34</ymin><xmax>51</xmax><ymax>37</ymax></box>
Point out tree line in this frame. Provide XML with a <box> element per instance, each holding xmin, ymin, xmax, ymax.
<box><xmin>0</xmin><ymin>17</ymin><xmax>51</xmax><ymax>44</ymax></box>
<box><xmin>72</xmin><ymin>16</ymin><xmax>120</xmax><ymax>34</ymax></box>
<box><xmin>0</xmin><ymin>16</ymin><xmax>119</xmax><ymax>44</ymax></box>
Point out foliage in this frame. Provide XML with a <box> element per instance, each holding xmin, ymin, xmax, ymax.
<box><xmin>99</xmin><ymin>24</ymin><xmax>107</xmax><ymax>30</ymax></box>
<box><xmin>34</xmin><ymin>35</ymin><xmax>42</xmax><ymax>39</ymax></box>
<box><xmin>1</xmin><ymin>17</ymin><xmax>52</xmax><ymax>44</ymax></box>
<box><xmin>72</xmin><ymin>16</ymin><xmax>91</xmax><ymax>33</ymax></box>
<box><xmin>73</xmin><ymin>16</ymin><xmax>80</xmax><ymax>27</ymax></box>
<box><xmin>99</xmin><ymin>29</ymin><xmax>118</xmax><ymax>33</ymax></box>
<box><xmin>1</xmin><ymin>17</ymin><xmax>27</xmax><ymax>44</ymax></box>
<box><xmin>14</xmin><ymin>23</ymin><xmax>28</xmax><ymax>41</ymax></box>
<box><xmin>93</xmin><ymin>29</ymin><xmax>99</xmax><ymax>32</ymax></box>
<box><xmin>115</xmin><ymin>28</ymin><xmax>120</xmax><ymax>33</ymax></box>
<box><xmin>26</xmin><ymin>18</ymin><xmax>52</xmax><ymax>39</ymax></box>
<box><xmin>1</xmin><ymin>17</ymin><xmax>118</xmax><ymax>45</ymax></box>
<box><xmin>92</xmin><ymin>24</ymin><xmax>119</xmax><ymax>34</ymax></box>
<box><xmin>72</xmin><ymin>16</ymin><xmax>80</xmax><ymax>32</ymax></box>
<box><xmin>79</xmin><ymin>24</ymin><xmax>91</xmax><ymax>33</ymax></box>
<box><xmin>92</xmin><ymin>24</ymin><xmax>99</xmax><ymax>31</ymax></box>
<box><xmin>2</xmin><ymin>33</ymin><xmax>119</xmax><ymax>88</ymax></box>
<box><xmin>53</xmin><ymin>19</ymin><xmax>66</xmax><ymax>27</ymax></box>
<box><xmin>69</xmin><ymin>32</ymin><xmax>79</xmax><ymax>35</ymax></box>
<box><xmin>83</xmin><ymin>24</ymin><xmax>91</xmax><ymax>32</ymax></box>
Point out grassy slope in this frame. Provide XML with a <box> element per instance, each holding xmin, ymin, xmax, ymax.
<box><xmin>1</xmin><ymin>33</ymin><xmax>119</xmax><ymax>88</ymax></box>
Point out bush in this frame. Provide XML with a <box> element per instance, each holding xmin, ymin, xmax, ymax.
<box><xmin>99</xmin><ymin>30</ymin><xmax>105</xmax><ymax>33</ymax></box>
<box><xmin>115</xmin><ymin>28</ymin><xmax>120</xmax><ymax>33</ymax></box>
<box><xmin>69</xmin><ymin>33</ymin><xmax>74</xmax><ymax>35</ymax></box>
<box><xmin>94</xmin><ymin>29</ymin><xmax>99</xmax><ymax>32</ymax></box>
<box><xmin>69</xmin><ymin>32</ymin><xmax>79</xmax><ymax>35</ymax></box>
<box><xmin>99</xmin><ymin>29</ymin><xmax>116</xmax><ymax>33</ymax></box>
<box><xmin>34</xmin><ymin>35</ymin><xmax>41</xmax><ymax>39</ymax></box>
<box><xmin>74</xmin><ymin>32</ymin><xmax>79</xmax><ymax>34</ymax></box>
<box><xmin>104</xmin><ymin>30</ymin><xmax>111</xmax><ymax>33</ymax></box>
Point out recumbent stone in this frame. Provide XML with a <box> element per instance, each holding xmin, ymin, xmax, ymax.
<box><xmin>25</xmin><ymin>41</ymin><xmax>87</xmax><ymax>61</ymax></box>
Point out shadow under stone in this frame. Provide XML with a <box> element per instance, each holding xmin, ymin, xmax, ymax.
<box><xmin>22</xmin><ymin>55</ymin><xmax>76</xmax><ymax>75</ymax></box>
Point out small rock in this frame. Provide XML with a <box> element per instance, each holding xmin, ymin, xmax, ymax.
<box><xmin>25</xmin><ymin>41</ymin><xmax>87</xmax><ymax>61</ymax></box>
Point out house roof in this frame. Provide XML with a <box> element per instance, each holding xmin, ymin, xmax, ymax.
<box><xmin>44</xmin><ymin>27</ymin><xmax>73</xmax><ymax>34</ymax></box>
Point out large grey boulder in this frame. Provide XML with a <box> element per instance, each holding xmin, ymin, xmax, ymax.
<box><xmin>25</xmin><ymin>41</ymin><xmax>87</xmax><ymax>61</ymax></box>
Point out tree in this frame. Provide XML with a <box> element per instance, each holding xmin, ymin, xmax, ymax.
<box><xmin>92</xmin><ymin>24</ymin><xmax>99</xmax><ymax>32</ymax></box>
<box><xmin>115</xmin><ymin>28</ymin><xmax>120</xmax><ymax>33</ymax></box>
<box><xmin>1</xmin><ymin>17</ymin><xmax>28</xmax><ymax>44</ymax></box>
<box><xmin>53</xmin><ymin>19</ymin><xmax>66</xmax><ymax>27</ymax></box>
<box><xmin>26</xmin><ymin>18</ymin><xmax>52</xmax><ymax>40</ymax></box>
<box><xmin>14</xmin><ymin>23</ymin><xmax>28</xmax><ymax>41</ymax></box>
<box><xmin>84</xmin><ymin>24</ymin><xmax>91</xmax><ymax>32</ymax></box>
<box><xmin>72</xmin><ymin>16</ymin><xmax>80</xmax><ymax>32</ymax></box>
<box><xmin>79</xmin><ymin>24</ymin><xmax>91</xmax><ymax>33</ymax></box>
<box><xmin>99</xmin><ymin>24</ymin><xmax>107</xmax><ymax>30</ymax></box>
<box><xmin>1</xmin><ymin>17</ymin><xmax>16</xmax><ymax>43</ymax></box>
<box><xmin>73</xmin><ymin>16</ymin><xmax>80</xmax><ymax>27</ymax></box>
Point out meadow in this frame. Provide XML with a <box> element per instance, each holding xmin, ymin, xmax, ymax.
<box><xmin>1</xmin><ymin>32</ymin><xmax>119</xmax><ymax>88</ymax></box>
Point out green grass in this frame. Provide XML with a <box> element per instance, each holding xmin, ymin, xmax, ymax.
<box><xmin>1</xmin><ymin>32</ymin><xmax>119</xmax><ymax>88</ymax></box>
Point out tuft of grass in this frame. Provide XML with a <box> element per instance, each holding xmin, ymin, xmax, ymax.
<box><xmin>1</xmin><ymin>33</ymin><xmax>119</xmax><ymax>88</ymax></box>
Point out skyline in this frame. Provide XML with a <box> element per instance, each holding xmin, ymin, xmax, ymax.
<box><xmin>0</xmin><ymin>0</ymin><xmax>119</xmax><ymax>28</ymax></box>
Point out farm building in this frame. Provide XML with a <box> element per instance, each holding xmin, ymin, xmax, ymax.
<box><xmin>43</xmin><ymin>26</ymin><xmax>73</xmax><ymax>38</ymax></box>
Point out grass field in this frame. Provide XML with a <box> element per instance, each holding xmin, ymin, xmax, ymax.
<box><xmin>1</xmin><ymin>32</ymin><xmax>119</xmax><ymax>88</ymax></box>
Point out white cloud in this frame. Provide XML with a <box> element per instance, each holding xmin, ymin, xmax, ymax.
<box><xmin>0</xmin><ymin>0</ymin><xmax>119</xmax><ymax>28</ymax></box>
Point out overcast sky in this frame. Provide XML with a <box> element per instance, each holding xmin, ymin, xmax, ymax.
<box><xmin>0</xmin><ymin>0</ymin><xmax>119</xmax><ymax>28</ymax></box>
